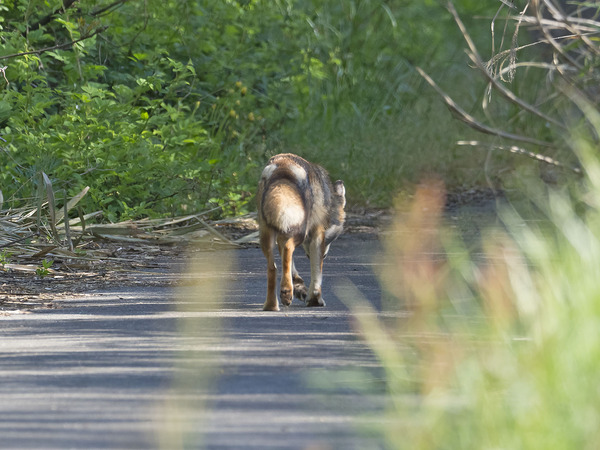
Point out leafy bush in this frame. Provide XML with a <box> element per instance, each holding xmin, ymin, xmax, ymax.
<box><xmin>0</xmin><ymin>0</ymin><xmax>291</xmax><ymax>219</ymax></box>
<box><xmin>0</xmin><ymin>0</ymin><xmax>499</xmax><ymax>219</ymax></box>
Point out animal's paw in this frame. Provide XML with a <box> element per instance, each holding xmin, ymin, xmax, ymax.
<box><xmin>306</xmin><ymin>296</ymin><xmax>325</xmax><ymax>307</ymax></box>
<box><xmin>280</xmin><ymin>289</ymin><xmax>293</xmax><ymax>307</ymax></box>
<box><xmin>263</xmin><ymin>300</ymin><xmax>280</xmax><ymax>312</ymax></box>
<box><xmin>293</xmin><ymin>282</ymin><xmax>308</xmax><ymax>302</ymax></box>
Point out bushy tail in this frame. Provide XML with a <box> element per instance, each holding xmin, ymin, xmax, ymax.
<box><xmin>261</xmin><ymin>180</ymin><xmax>306</xmax><ymax>235</ymax></box>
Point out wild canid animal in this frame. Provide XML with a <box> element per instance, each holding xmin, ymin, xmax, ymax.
<box><xmin>257</xmin><ymin>153</ymin><xmax>346</xmax><ymax>311</ymax></box>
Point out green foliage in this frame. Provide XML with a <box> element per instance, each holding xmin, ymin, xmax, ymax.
<box><xmin>0</xmin><ymin>250</ymin><xmax>11</xmax><ymax>267</ymax></box>
<box><xmin>0</xmin><ymin>0</ymin><xmax>498</xmax><ymax>219</ymax></box>
<box><xmin>0</xmin><ymin>0</ymin><xmax>267</xmax><ymax>219</ymax></box>
<box><xmin>35</xmin><ymin>258</ymin><xmax>53</xmax><ymax>278</ymax></box>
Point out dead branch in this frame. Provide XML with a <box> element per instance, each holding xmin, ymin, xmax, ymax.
<box><xmin>541</xmin><ymin>0</ymin><xmax>600</xmax><ymax>56</ymax></box>
<box><xmin>457</xmin><ymin>140</ymin><xmax>582</xmax><ymax>174</ymax></box>
<box><xmin>498</xmin><ymin>0</ymin><xmax>518</xmax><ymax>9</ymax></box>
<box><xmin>533</xmin><ymin>1</ymin><xmax>584</xmax><ymax>70</ymax></box>
<box><xmin>91</xmin><ymin>0</ymin><xmax>130</xmax><ymax>17</ymax></box>
<box><xmin>448</xmin><ymin>1</ymin><xmax>568</xmax><ymax>130</ymax></box>
<box><xmin>416</xmin><ymin>66</ymin><xmax>555</xmax><ymax>148</ymax></box>
<box><xmin>0</xmin><ymin>66</ymin><xmax>8</xmax><ymax>85</ymax></box>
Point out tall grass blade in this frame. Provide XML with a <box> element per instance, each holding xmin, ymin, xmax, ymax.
<box><xmin>55</xmin><ymin>186</ymin><xmax>90</xmax><ymax>224</ymax></box>
<box><xmin>158</xmin><ymin>251</ymin><xmax>232</xmax><ymax>448</ymax></box>
<box><xmin>41</xmin><ymin>172</ymin><xmax>59</xmax><ymax>241</ymax></box>
<box><xmin>381</xmin><ymin>4</ymin><xmax>397</xmax><ymax>28</ymax></box>
<box><xmin>63</xmin><ymin>190</ymin><xmax>73</xmax><ymax>251</ymax></box>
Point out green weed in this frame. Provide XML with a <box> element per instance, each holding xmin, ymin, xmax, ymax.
<box><xmin>35</xmin><ymin>259</ymin><xmax>53</xmax><ymax>279</ymax></box>
<box><xmin>0</xmin><ymin>250</ymin><xmax>11</xmax><ymax>267</ymax></box>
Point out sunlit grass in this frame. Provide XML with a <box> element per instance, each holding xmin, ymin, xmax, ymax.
<box><xmin>286</xmin><ymin>78</ymin><xmax>499</xmax><ymax>208</ymax></box>
<box><xmin>340</xmin><ymin>121</ymin><xmax>600</xmax><ymax>448</ymax></box>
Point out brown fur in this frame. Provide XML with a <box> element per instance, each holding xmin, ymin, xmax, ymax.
<box><xmin>257</xmin><ymin>153</ymin><xmax>346</xmax><ymax>311</ymax></box>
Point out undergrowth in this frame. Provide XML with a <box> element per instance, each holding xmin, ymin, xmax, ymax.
<box><xmin>0</xmin><ymin>0</ymin><xmax>498</xmax><ymax>220</ymax></box>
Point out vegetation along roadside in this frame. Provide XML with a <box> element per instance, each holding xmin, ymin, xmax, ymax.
<box><xmin>0</xmin><ymin>0</ymin><xmax>501</xmax><ymax>222</ymax></box>
<box><xmin>340</xmin><ymin>1</ymin><xmax>600</xmax><ymax>448</ymax></box>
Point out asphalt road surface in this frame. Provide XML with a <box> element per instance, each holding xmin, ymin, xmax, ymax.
<box><xmin>0</xmin><ymin>234</ymin><xmax>389</xmax><ymax>449</ymax></box>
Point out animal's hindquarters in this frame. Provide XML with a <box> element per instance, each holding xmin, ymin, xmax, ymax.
<box><xmin>260</xmin><ymin>180</ymin><xmax>306</xmax><ymax>237</ymax></box>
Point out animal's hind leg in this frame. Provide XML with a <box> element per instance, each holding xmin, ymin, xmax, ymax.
<box><xmin>277</xmin><ymin>235</ymin><xmax>295</xmax><ymax>306</ymax></box>
<box><xmin>291</xmin><ymin>260</ymin><xmax>307</xmax><ymax>302</ymax></box>
<box><xmin>306</xmin><ymin>230</ymin><xmax>326</xmax><ymax>307</ymax></box>
<box><xmin>260</xmin><ymin>228</ymin><xmax>279</xmax><ymax>311</ymax></box>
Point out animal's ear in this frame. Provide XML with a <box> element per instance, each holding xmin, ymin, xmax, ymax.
<box><xmin>333</xmin><ymin>180</ymin><xmax>345</xmax><ymax>198</ymax></box>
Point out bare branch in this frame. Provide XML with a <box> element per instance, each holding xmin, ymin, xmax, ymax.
<box><xmin>416</xmin><ymin>66</ymin><xmax>555</xmax><ymax>148</ymax></box>
<box><xmin>516</xmin><ymin>14</ymin><xmax>600</xmax><ymax>33</ymax></box>
<box><xmin>532</xmin><ymin>0</ymin><xmax>584</xmax><ymax>70</ymax></box>
<box><xmin>448</xmin><ymin>0</ymin><xmax>568</xmax><ymax>130</ymax></box>
<box><xmin>497</xmin><ymin>0</ymin><xmax>518</xmax><ymax>9</ymax></box>
<box><xmin>457</xmin><ymin>140</ymin><xmax>582</xmax><ymax>174</ymax></box>
<box><xmin>486</xmin><ymin>35</ymin><xmax>581</xmax><ymax>72</ymax></box>
<box><xmin>91</xmin><ymin>0</ymin><xmax>130</xmax><ymax>17</ymax></box>
<box><xmin>541</xmin><ymin>0</ymin><xmax>600</xmax><ymax>56</ymax></box>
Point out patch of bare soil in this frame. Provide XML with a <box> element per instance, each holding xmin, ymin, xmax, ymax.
<box><xmin>0</xmin><ymin>243</ymin><xmax>180</xmax><ymax>313</ymax></box>
<box><xmin>0</xmin><ymin>215</ymin><xmax>254</xmax><ymax>313</ymax></box>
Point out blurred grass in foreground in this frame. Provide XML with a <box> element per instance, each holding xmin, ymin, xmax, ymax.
<box><xmin>156</xmin><ymin>251</ymin><xmax>232</xmax><ymax>449</ymax></box>
<box><xmin>340</xmin><ymin>110</ymin><xmax>600</xmax><ymax>448</ymax></box>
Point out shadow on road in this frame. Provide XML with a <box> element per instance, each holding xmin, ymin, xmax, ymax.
<box><xmin>0</xmin><ymin>233</ymin><xmax>389</xmax><ymax>449</ymax></box>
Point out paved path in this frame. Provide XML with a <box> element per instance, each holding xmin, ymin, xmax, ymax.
<box><xmin>0</xmin><ymin>235</ymin><xmax>387</xmax><ymax>449</ymax></box>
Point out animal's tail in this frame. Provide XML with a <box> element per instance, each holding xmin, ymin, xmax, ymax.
<box><xmin>260</xmin><ymin>179</ymin><xmax>307</xmax><ymax>236</ymax></box>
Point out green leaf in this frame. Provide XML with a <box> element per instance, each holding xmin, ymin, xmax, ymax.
<box><xmin>0</xmin><ymin>100</ymin><xmax>12</xmax><ymax>123</ymax></box>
